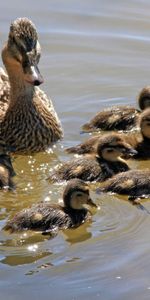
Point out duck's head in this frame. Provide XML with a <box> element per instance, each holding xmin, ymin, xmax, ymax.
<box><xmin>96</xmin><ymin>133</ymin><xmax>137</xmax><ymax>161</ymax></box>
<box><xmin>138</xmin><ymin>86</ymin><xmax>150</xmax><ymax>110</ymax></box>
<box><xmin>139</xmin><ymin>108</ymin><xmax>150</xmax><ymax>139</ymax></box>
<box><xmin>2</xmin><ymin>17</ymin><xmax>43</xmax><ymax>86</ymax></box>
<box><xmin>0</xmin><ymin>140</ymin><xmax>16</xmax><ymax>177</ymax></box>
<box><xmin>63</xmin><ymin>179</ymin><xmax>97</xmax><ymax>210</ymax></box>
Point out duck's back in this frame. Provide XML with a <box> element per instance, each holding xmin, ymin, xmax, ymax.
<box><xmin>82</xmin><ymin>106</ymin><xmax>139</xmax><ymax>132</ymax></box>
<box><xmin>4</xmin><ymin>202</ymin><xmax>89</xmax><ymax>233</ymax></box>
<box><xmin>49</xmin><ymin>156</ymin><xmax>130</xmax><ymax>182</ymax></box>
<box><xmin>101</xmin><ymin>170</ymin><xmax>150</xmax><ymax>196</ymax></box>
<box><xmin>5</xmin><ymin>203</ymin><xmax>70</xmax><ymax>233</ymax></box>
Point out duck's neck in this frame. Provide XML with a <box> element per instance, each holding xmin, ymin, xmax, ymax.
<box><xmin>6</xmin><ymin>64</ymin><xmax>34</xmax><ymax>108</ymax></box>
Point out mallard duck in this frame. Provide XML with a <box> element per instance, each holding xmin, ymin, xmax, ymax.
<box><xmin>66</xmin><ymin>108</ymin><xmax>150</xmax><ymax>159</ymax></box>
<box><xmin>99</xmin><ymin>170</ymin><xmax>150</xmax><ymax>200</ymax></box>
<box><xmin>4</xmin><ymin>179</ymin><xmax>97</xmax><ymax>234</ymax></box>
<box><xmin>0</xmin><ymin>18</ymin><xmax>63</xmax><ymax>153</ymax></box>
<box><xmin>0</xmin><ymin>140</ymin><xmax>15</xmax><ymax>190</ymax></box>
<box><xmin>49</xmin><ymin>134</ymin><xmax>137</xmax><ymax>183</ymax></box>
<box><xmin>82</xmin><ymin>86</ymin><xmax>150</xmax><ymax>132</ymax></box>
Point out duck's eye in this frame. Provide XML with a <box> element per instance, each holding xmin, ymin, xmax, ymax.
<box><xmin>36</xmin><ymin>53</ymin><xmax>41</xmax><ymax>64</ymax></box>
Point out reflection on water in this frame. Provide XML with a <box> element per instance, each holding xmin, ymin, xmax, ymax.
<box><xmin>1</xmin><ymin>0</ymin><xmax>150</xmax><ymax>299</ymax></box>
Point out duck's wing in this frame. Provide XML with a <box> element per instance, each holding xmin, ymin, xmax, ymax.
<box><xmin>34</xmin><ymin>87</ymin><xmax>62</xmax><ymax>128</ymax></box>
<box><xmin>49</xmin><ymin>157</ymin><xmax>102</xmax><ymax>182</ymax></box>
<box><xmin>0</xmin><ymin>68</ymin><xmax>10</xmax><ymax>114</ymax></box>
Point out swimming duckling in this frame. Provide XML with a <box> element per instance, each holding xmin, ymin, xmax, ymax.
<box><xmin>82</xmin><ymin>86</ymin><xmax>150</xmax><ymax>132</ymax></box>
<box><xmin>49</xmin><ymin>134</ymin><xmax>137</xmax><ymax>183</ymax></box>
<box><xmin>0</xmin><ymin>140</ymin><xmax>15</xmax><ymax>190</ymax></box>
<box><xmin>4</xmin><ymin>179</ymin><xmax>97</xmax><ymax>234</ymax></box>
<box><xmin>66</xmin><ymin>107</ymin><xmax>150</xmax><ymax>159</ymax></box>
<box><xmin>122</xmin><ymin>108</ymin><xmax>150</xmax><ymax>159</ymax></box>
<box><xmin>0</xmin><ymin>18</ymin><xmax>63</xmax><ymax>153</ymax></box>
<box><xmin>99</xmin><ymin>170</ymin><xmax>150</xmax><ymax>200</ymax></box>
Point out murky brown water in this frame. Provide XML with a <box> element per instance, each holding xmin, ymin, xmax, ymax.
<box><xmin>1</xmin><ymin>1</ymin><xmax>150</xmax><ymax>299</ymax></box>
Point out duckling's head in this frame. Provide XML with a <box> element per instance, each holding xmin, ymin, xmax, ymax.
<box><xmin>0</xmin><ymin>140</ymin><xmax>16</xmax><ymax>177</ymax></box>
<box><xmin>139</xmin><ymin>108</ymin><xmax>150</xmax><ymax>139</ymax></box>
<box><xmin>2</xmin><ymin>17</ymin><xmax>43</xmax><ymax>86</ymax></box>
<box><xmin>96</xmin><ymin>134</ymin><xmax>137</xmax><ymax>161</ymax></box>
<box><xmin>138</xmin><ymin>86</ymin><xmax>150</xmax><ymax>110</ymax></box>
<box><xmin>63</xmin><ymin>179</ymin><xmax>97</xmax><ymax>210</ymax></box>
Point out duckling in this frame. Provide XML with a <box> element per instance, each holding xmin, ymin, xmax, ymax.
<box><xmin>4</xmin><ymin>179</ymin><xmax>97</xmax><ymax>234</ymax></box>
<box><xmin>122</xmin><ymin>108</ymin><xmax>150</xmax><ymax>159</ymax></box>
<box><xmin>66</xmin><ymin>107</ymin><xmax>150</xmax><ymax>159</ymax></box>
<box><xmin>82</xmin><ymin>86</ymin><xmax>150</xmax><ymax>132</ymax></box>
<box><xmin>49</xmin><ymin>134</ymin><xmax>137</xmax><ymax>183</ymax></box>
<box><xmin>99</xmin><ymin>170</ymin><xmax>150</xmax><ymax>200</ymax></box>
<box><xmin>0</xmin><ymin>18</ymin><xmax>63</xmax><ymax>153</ymax></box>
<box><xmin>0</xmin><ymin>140</ymin><xmax>15</xmax><ymax>190</ymax></box>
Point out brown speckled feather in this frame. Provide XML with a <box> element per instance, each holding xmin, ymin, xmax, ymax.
<box><xmin>0</xmin><ymin>68</ymin><xmax>10</xmax><ymax>115</ymax></box>
<box><xmin>100</xmin><ymin>170</ymin><xmax>150</xmax><ymax>197</ymax></box>
<box><xmin>0</xmin><ymin>18</ymin><xmax>63</xmax><ymax>153</ymax></box>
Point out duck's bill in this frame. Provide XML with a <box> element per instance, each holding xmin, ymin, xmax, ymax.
<box><xmin>124</xmin><ymin>148</ymin><xmax>138</xmax><ymax>156</ymax></box>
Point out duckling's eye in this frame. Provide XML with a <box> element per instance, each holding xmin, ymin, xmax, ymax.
<box><xmin>76</xmin><ymin>192</ymin><xmax>83</xmax><ymax>197</ymax></box>
<box><xmin>107</xmin><ymin>148</ymin><xmax>114</xmax><ymax>153</ymax></box>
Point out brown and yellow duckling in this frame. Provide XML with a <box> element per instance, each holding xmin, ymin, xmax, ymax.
<box><xmin>4</xmin><ymin>179</ymin><xmax>97</xmax><ymax>234</ymax></box>
<box><xmin>98</xmin><ymin>170</ymin><xmax>150</xmax><ymax>201</ymax></box>
<box><xmin>49</xmin><ymin>134</ymin><xmax>137</xmax><ymax>183</ymax></box>
<box><xmin>66</xmin><ymin>107</ymin><xmax>150</xmax><ymax>159</ymax></box>
<box><xmin>0</xmin><ymin>18</ymin><xmax>63</xmax><ymax>153</ymax></box>
<box><xmin>82</xmin><ymin>86</ymin><xmax>150</xmax><ymax>132</ymax></box>
<box><xmin>0</xmin><ymin>140</ymin><xmax>15</xmax><ymax>190</ymax></box>
<box><xmin>124</xmin><ymin>108</ymin><xmax>150</xmax><ymax>159</ymax></box>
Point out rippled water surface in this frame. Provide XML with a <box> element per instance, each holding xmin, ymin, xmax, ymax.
<box><xmin>1</xmin><ymin>1</ymin><xmax>150</xmax><ymax>299</ymax></box>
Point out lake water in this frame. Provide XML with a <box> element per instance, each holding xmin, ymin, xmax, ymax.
<box><xmin>1</xmin><ymin>1</ymin><xmax>150</xmax><ymax>299</ymax></box>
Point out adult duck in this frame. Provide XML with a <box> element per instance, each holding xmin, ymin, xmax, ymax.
<box><xmin>0</xmin><ymin>18</ymin><xmax>63</xmax><ymax>153</ymax></box>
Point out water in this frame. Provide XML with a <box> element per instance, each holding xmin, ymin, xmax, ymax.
<box><xmin>1</xmin><ymin>0</ymin><xmax>150</xmax><ymax>299</ymax></box>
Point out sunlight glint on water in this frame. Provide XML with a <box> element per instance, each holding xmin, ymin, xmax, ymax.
<box><xmin>1</xmin><ymin>1</ymin><xmax>150</xmax><ymax>299</ymax></box>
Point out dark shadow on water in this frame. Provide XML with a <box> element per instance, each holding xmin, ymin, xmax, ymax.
<box><xmin>62</xmin><ymin>222</ymin><xmax>92</xmax><ymax>245</ymax></box>
<box><xmin>1</xmin><ymin>250</ymin><xmax>52</xmax><ymax>266</ymax></box>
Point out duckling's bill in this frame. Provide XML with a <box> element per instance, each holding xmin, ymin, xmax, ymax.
<box><xmin>87</xmin><ymin>197</ymin><xmax>98</xmax><ymax>208</ymax></box>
